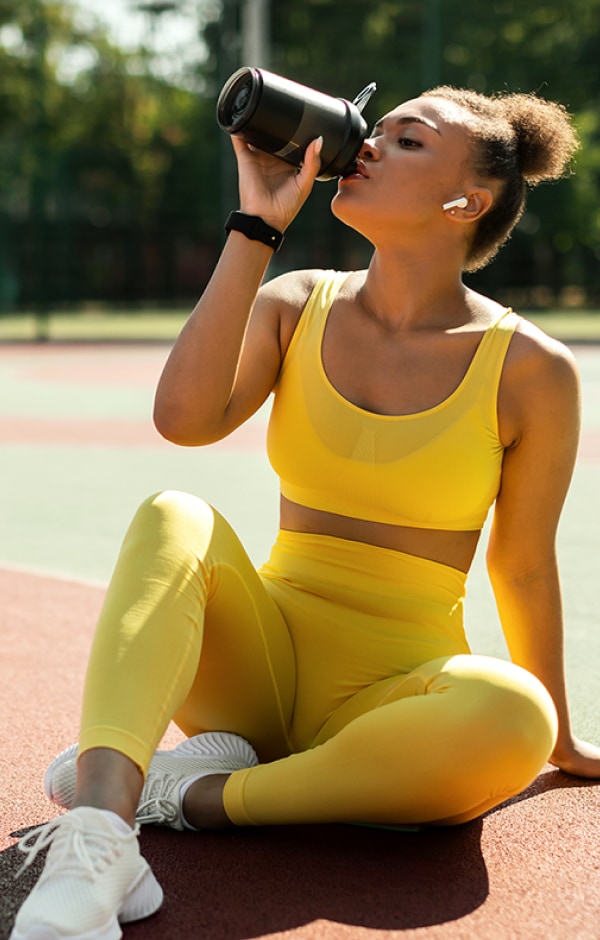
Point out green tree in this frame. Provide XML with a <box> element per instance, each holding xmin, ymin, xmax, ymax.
<box><xmin>217</xmin><ymin>0</ymin><xmax>600</xmax><ymax>302</ymax></box>
<box><xmin>2</xmin><ymin>0</ymin><xmax>600</xmax><ymax>308</ymax></box>
<box><xmin>0</xmin><ymin>0</ymin><xmax>222</xmax><ymax>308</ymax></box>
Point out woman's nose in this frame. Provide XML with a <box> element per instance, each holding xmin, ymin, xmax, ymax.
<box><xmin>359</xmin><ymin>137</ymin><xmax>379</xmax><ymax>160</ymax></box>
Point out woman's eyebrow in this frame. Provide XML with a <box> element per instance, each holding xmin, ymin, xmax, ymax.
<box><xmin>372</xmin><ymin>115</ymin><xmax>442</xmax><ymax>135</ymax></box>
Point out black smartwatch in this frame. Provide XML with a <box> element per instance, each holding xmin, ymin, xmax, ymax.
<box><xmin>225</xmin><ymin>211</ymin><xmax>284</xmax><ymax>252</ymax></box>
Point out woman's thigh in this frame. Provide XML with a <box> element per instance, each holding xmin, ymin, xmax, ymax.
<box><xmin>314</xmin><ymin>652</ymin><xmax>558</xmax><ymax>823</ymax></box>
<box><xmin>166</xmin><ymin>495</ymin><xmax>298</xmax><ymax>762</ymax></box>
<box><xmin>223</xmin><ymin>652</ymin><xmax>557</xmax><ymax>827</ymax></box>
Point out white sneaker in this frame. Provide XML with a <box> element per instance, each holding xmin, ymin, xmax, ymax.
<box><xmin>45</xmin><ymin>731</ymin><xmax>259</xmax><ymax>830</ymax></box>
<box><xmin>10</xmin><ymin>806</ymin><xmax>163</xmax><ymax>940</ymax></box>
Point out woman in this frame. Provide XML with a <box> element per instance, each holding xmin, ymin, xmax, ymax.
<box><xmin>11</xmin><ymin>85</ymin><xmax>600</xmax><ymax>940</ymax></box>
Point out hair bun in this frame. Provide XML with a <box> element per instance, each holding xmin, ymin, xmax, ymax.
<box><xmin>503</xmin><ymin>93</ymin><xmax>579</xmax><ymax>183</ymax></box>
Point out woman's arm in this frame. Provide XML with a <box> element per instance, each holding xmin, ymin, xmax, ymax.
<box><xmin>487</xmin><ymin>328</ymin><xmax>600</xmax><ymax>778</ymax></box>
<box><xmin>153</xmin><ymin>136</ymin><xmax>322</xmax><ymax>446</ymax></box>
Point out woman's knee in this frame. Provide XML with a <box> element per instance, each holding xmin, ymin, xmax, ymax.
<box><xmin>440</xmin><ymin>654</ymin><xmax>558</xmax><ymax>772</ymax></box>
<box><xmin>129</xmin><ymin>490</ymin><xmax>217</xmax><ymax>547</ymax></box>
<box><xmin>135</xmin><ymin>490</ymin><xmax>213</xmax><ymax>526</ymax></box>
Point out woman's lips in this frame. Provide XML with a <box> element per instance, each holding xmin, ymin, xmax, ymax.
<box><xmin>340</xmin><ymin>160</ymin><xmax>369</xmax><ymax>182</ymax></box>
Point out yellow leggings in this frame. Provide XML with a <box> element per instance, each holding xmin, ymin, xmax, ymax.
<box><xmin>80</xmin><ymin>490</ymin><xmax>558</xmax><ymax>827</ymax></box>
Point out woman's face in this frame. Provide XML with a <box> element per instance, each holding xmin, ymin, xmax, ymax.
<box><xmin>331</xmin><ymin>95</ymin><xmax>477</xmax><ymax>242</ymax></box>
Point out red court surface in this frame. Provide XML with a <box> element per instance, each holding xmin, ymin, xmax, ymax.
<box><xmin>2</xmin><ymin>342</ymin><xmax>600</xmax><ymax>939</ymax></box>
<box><xmin>2</xmin><ymin>570</ymin><xmax>600</xmax><ymax>940</ymax></box>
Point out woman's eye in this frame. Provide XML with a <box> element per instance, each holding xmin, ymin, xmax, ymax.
<box><xmin>398</xmin><ymin>137</ymin><xmax>421</xmax><ymax>148</ymax></box>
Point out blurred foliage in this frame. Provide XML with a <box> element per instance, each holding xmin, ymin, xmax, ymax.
<box><xmin>265</xmin><ymin>0</ymin><xmax>600</xmax><ymax>304</ymax></box>
<box><xmin>0</xmin><ymin>0</ymin><xmax>599</xmax><ymax>309</ymax></box>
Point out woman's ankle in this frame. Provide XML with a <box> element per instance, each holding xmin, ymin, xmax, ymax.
<box><xmin>182</xmin><ymin>773</ymin><xmax>232</xmax><ymax>829</ymax></box>
<box><xmin>72</xmin><ymin>747</ymin><xmax>144</xmax><ymax>828</ymax></box>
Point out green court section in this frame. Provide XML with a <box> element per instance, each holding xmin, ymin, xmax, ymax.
<box><xmin>1</xmin><ymin>341</ymin><xmax>599</xmax><ymax>746</ymax></box>
<box><xmin>0</xmin><ymin>443</ymin><xmax>279</xmax><ymax>580</ymax></box>
<box><xmin>0</xmin><ymin>343</ymin><xmax>277</xmax><ymax>576</ymax></box>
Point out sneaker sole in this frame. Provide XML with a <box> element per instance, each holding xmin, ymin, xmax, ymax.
<box><xmin>172</xmin><ymin>731</ymin><xmax>259</xmax><ymax>766</ymax></box>
<box><xmin>119</xmin><ymin>856</ymin><xmax>164</xmax><ymax>924</ymax></box>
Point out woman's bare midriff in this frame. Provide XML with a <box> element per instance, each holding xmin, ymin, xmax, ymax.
<box><xmin>279</xmin><ymin>495</ymin><xmax>481</xmax><ymax>574</ymax></box>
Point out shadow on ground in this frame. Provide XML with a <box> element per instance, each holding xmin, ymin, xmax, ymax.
<box><xmin>1</xmin><ymin>820</ymin><xmax>487</xmax><ymax>940</ymax></box>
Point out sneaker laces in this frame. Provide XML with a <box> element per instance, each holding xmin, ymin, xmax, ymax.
<box><xmin>136</xmin><ymin>755</ymin><xmax>247</xmax><ymax>826</ymax></box>
<box><xmin>15</xmin><ymin>814</ymin><xmax>139</xmax><ymax>882</ymax></box>
<box><xmin>136</xmin><ymin>773</ymin><xmax>182</xmax><ymax>826</ymax></box>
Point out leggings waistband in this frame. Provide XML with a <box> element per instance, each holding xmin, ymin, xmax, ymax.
<box><xmin>261</xmin><ymin>529</ymin><xmax>467</xmax><ymax>607</ymax></box>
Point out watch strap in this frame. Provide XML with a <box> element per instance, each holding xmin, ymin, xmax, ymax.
<box><xmin>225</xmin><ymin>211</ymin><xmax>284</xmax><ymax>252</ymax></box>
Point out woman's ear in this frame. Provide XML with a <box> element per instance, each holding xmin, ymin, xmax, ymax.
<box><xmin>445</xmin><ymin>188</ymin><xmax>493</xmax><ymax>222</ymax></box>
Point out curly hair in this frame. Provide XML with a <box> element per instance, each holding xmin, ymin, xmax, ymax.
<box><xmin>421</xmin><ymin>86</ymin><xmax>580</xmax><ymax>272</ymax></box>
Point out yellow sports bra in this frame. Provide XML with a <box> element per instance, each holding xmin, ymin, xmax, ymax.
<box><xmin>267</xmin><ymin>270</ymin><xmax>519</xmax><ymax>531</ymax></box>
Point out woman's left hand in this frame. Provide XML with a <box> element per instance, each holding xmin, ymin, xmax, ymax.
<box><xmin>550</xmin><ymin>736</ymin><xmax>600</xmax><ymax>778</ymax></box>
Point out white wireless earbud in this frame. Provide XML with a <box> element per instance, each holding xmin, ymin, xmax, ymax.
<box><xmin>442</xmin><ymin>196</ymin><xmax>468</xmax><ymax>211</ymax></box>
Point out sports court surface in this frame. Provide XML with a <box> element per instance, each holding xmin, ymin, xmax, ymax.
<box><xmin>1</xmin><ymin>337</ymin><xmax>599</xmax><ymax>939</ymax></box>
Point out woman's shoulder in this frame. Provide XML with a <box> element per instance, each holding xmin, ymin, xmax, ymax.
<box><xmin>259</xmin><ymin>269</ymin><xmax>355</xmax><ymax>350</ymax></box>
<box><xmin>497</xmin><ymin>314</ymin><xmax>580</xmax><ymax>444</ymax></box>
<box><xmin>509</xmin><ymin>313</ymin><xmax>579</xmax><ymax>385</ymax></box>
<box><xmin>469</xmin><ymin>287</ymin><xmax>578</xmax><ymax>380</ymax></box>
<box><xmin>260</xmin><ymin>268</ymin><xmax>351</xmax><ymax>309</ymax></box>
<box><xmin>493</xmin><ymin>310</ymin><xmax>580</xmax><ymax>448</ymax></box>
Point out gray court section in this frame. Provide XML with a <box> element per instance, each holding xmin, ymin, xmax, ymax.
<box><xmin>0</xmin><ymin>343</ymin><xmax>598</xmax><ymax>742</ymax></box>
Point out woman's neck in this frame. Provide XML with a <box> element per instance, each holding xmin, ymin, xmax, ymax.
<box><xmin>359</xmin><ymin>250</ymin><xmax>471</xmax><ymax>332</ymax></box>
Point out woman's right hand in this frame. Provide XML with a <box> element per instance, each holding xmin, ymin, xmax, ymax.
<box><xmin>231</xmin><ymin>134</ymin><xmax>323</xmax><ymax>232</ymax></box>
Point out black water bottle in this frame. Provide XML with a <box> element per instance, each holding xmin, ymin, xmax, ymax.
<box><xmin>216</xmin><ymin>67</ymin><xmax>377</xmax><ymax>181</ymax></box>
